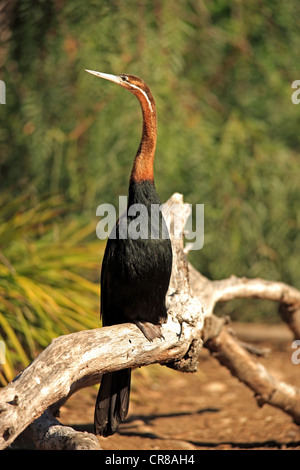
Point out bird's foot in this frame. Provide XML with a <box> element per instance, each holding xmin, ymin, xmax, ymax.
<box><xmin>134</xmin><ymin>321</ymin><xmax>165</xmax><ymax>342</ymax></box>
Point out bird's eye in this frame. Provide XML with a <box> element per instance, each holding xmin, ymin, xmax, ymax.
<box><xmin>120</xmin><ymin>75</ymin><xmax>128</xmax><ymax>82</ymax></box>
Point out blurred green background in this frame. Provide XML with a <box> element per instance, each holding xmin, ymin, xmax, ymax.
<box><xmin>0</xmin><ymin>0</ymin><xmax>299</xmax><ymax>383</ymax></box>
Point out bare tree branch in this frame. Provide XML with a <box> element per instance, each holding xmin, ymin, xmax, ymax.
<box><xmin>204</xmin><ymin>317</ymin><xmax>300</xmax><ymax>424</ymax></box>
<box><xmin>188</xmin><ymin>264</ymin><xmax>300</xmax><ymax>425</ymax></box>
<box><xmin>27</xmin><ymin>410</ymin><xmax>101</xmax><ymax>450</ymax></box>
<box><xmin>189</xmin><ymin>263</ymin><xmax>300</xmax><ymax>336</ymax></box>
<box><xmin>0</xmin><ymin>322</ymin><xmax>194</xmax><ymax>449</ymax></box>
<box><xmin>1</xmin><ymin>193</ymin><xmax>300</xmax><ymax>450</ymax></box>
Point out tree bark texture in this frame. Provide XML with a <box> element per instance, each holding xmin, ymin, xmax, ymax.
<box><xmin>0</xmin><ymin>193</ymin><xmax>299</xmax><ymax>450</ymax></box>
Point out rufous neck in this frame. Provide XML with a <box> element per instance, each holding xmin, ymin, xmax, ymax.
<box><xmin>130</xmin><ymin>93</ymin><xmax>157</xmax><ymax>184</ymax></box>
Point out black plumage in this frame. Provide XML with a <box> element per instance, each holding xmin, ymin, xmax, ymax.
<box><xmin>86</xmin><ymin>71</ymin><xmax>172</xmax><ymax>437</ymax></box>
<box><xmin>94</xmin><ymin>181</ymin><xmax>172</xmax><ymax>436</ymax></box>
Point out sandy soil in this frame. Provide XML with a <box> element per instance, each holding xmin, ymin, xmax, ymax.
<box><xmin>56</xmin><ymin>322</ymin><xmax>300</xmax><ymax>450</ymax></box>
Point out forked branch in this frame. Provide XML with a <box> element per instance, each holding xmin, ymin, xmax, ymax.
<box><xmin>0</xmin><ymin>193</ymin><xmax>299</xmax><ymax>450</ymax></box>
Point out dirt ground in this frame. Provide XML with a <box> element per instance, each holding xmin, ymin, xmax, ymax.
<box><xmin>55</xmin><ymin>322</ymin><xmax>300</xmax><ymax>451</ymax></box>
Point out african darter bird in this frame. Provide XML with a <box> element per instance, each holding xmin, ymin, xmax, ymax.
<box><xmin>85</xmin><ymin>70</ymin><xmax>173</xmax><ymax>437</ymax></box>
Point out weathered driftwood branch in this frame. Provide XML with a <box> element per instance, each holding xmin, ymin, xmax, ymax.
<box><xmin>1</xmin><ymin>193</ymin><xmax>300</xmax><ymax>450</ymax></box>
<box><xmin>0</xmin><ymin>323</ymin><xmax>194</xmax><ymax>450</ymax></box>
<box><xmin>188</xmin><ymin>259</ymin><xmax>300</xmax><ymax>424</ymax></box>
<box><xmin>204</xmin><ymin>321</ymin><xmax>300</xmax><ymax>424</ymax></box>
<box><xmin>27</xmin><ymin>410</ymin><xmax>101</xmax><ymax>450</ymax></box>
<box><xmin>189</xmin><ymin>262</ymin><xmax>300</xmax><ymax>424</ymax></box>
<box><xmin>189</xmin><ymin>263</ymin><xmax>300</xmax><ymax>321</ymax></box>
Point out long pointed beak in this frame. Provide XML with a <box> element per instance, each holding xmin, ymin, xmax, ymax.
<box><xmin>85</xmin><ymin>69</ymin><xmax>122</xmax><ymax>85</ymax></box>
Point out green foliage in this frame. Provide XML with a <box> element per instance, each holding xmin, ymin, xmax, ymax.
<box><xmin>0</xmin><ymin>0</ymin><xmax>299</xmax><ymax>373</ymax></box>
<box><xmin>0</xmin><ymin>190</ymin><xmax>101</xmax><ymax>384</ymax></box>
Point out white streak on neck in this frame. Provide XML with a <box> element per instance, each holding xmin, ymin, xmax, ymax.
<box><xmin>129</xmin><ymin>83</ymin><xmax>153</xmax><ymax>113</ymax></box>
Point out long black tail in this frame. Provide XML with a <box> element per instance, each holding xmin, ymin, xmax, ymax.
<box><xmin>94</xmin><ymin>369</ymin><xmax>131</xmax><ymax>437</ymax></box>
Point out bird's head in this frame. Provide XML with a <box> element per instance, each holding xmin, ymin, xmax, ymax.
<box><xmin>85</xmin><ymin>70</ymin><xmax>155</xmax><ymax>113</ymax></box>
